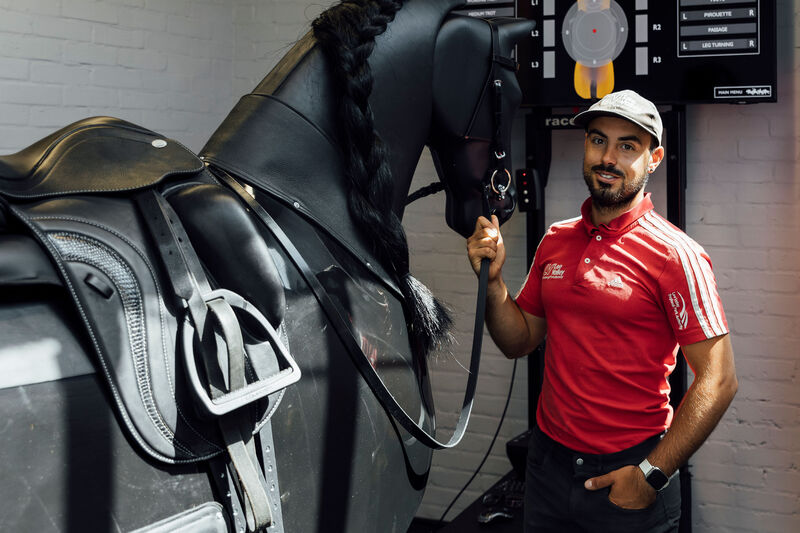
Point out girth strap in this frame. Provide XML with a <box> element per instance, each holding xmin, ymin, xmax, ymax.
<box><xmin>135</xmin><ymin>190</ymin><xmax>274</xmax><ymax>532</ymax></box>
<box><xmin>215</xmin><ymin>169</ymin><xmax>487</xmax><ymax>450</ymax></box>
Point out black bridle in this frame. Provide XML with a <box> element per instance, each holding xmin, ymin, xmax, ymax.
<box><xmin>392</xmin><ymin>20</ymin><xmax>520</xmax><ymax>448</ymax></box>
<box><xmin>478</xmin><ymin>18</ymin><xmax>518</xmax><ymax>219</ymax></box>
<box><xmin>406</xmin><ymin>19</ymin><xmax>517</xmax><ymax>217</ymax></box>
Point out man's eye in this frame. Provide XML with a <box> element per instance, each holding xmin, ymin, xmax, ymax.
<box><xmin>591</xmin><ymin>137</ymin><xmax>604</xmax><ymax>145</ymax></box>
<box><xmin>621</xmin><ymin>143</ymin><xmax>634</xmax><ymax>151</ymax></box>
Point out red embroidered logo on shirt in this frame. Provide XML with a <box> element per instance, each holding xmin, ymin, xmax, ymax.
<box><xmin>542</xmin><ymin>263</ymin><xmax>566</xmax><ymax>280</ymax></box>
<box><xmin>668</xmin><ymin>291</ymin><xmax>688</xmax><ymax>330</ymax></box>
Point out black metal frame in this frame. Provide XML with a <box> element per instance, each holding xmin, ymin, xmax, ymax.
<box><xmin>522</xmin><ymin>105</ymin><xmax>691</xmax><ymax>531</ymax></box>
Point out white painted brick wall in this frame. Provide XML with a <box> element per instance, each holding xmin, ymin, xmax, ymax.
<box><xmin>0</xmin><ymin>0</ymin><xmax>238</xmax><ymax>153</ymax></box>
<box><xmin>231</xmin><ymin>0</ymin><xmax>330</xmax><ymax>98</ymax></box>
<box><xmin>1</xmin><ymin>1</ymin><xmax>798</xmax><ymax>531</ymax></box>
<box><xmin>682</xmin><ymin>3</ymin><xmax>800</xmax><ymax>530</ymax></box>
<box><xmin>0</xmin><ymin>1</ymin><xmax>333</xmax><ymax>153</ymax></box>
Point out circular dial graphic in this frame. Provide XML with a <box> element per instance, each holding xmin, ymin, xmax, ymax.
<box><xmin>562</xmin><ymin>0</ymin><xmax>628</xmax><ymax>67</ymax></box>
<box><xmin>561</xmin><ymin>0</ymin><xmax>629</xmax><ymax>100</ymax></box>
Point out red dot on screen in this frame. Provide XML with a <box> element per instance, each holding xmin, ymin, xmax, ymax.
<box><xmin>593</xmin><ymin>29</ymin><xmax>597</xmax><ymax>33</ymax></box>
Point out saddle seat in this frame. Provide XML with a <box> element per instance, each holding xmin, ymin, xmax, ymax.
<box><xmin>0</xmin><ymin>117</ymin><xmax>126</xmax><ymax>180</ymax></box>
<box><xmin>0</xmin><ymin>116</ymin><xmax>203</xmax><ymax>198</ymax></box>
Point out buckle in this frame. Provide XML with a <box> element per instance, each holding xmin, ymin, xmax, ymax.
<box><xmin>490</xmin><ymin>168</ymin><xmax>512</xmax><ymax>200</ymax></box>
<box><xmin>181</xmin><ymin>288</ymin><xmax>301</xmax><ymax>416</ymax></box>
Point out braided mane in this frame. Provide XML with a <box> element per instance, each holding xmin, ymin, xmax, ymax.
<box><xmin>312</xmin><ymin>0</ymin><xmax>452</xmax><ymax>358</ymax></box>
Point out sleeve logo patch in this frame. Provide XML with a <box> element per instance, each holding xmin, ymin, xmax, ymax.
<box><xmin>668</xmin><ymin>291</ymin><xmax>689</xmax><ymax>330</ymax></box>
<box><xmin>542</xmin><ymin>263</ymin><xmax>566</xmax><ymax>280</ymax></box>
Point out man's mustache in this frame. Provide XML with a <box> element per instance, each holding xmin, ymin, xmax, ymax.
<box><xmin>591</xmin><ymin>165</ymin><xmax>623</xmax><ymax>178</ymax></box>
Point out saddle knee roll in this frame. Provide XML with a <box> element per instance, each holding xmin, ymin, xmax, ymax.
<box><xmin>167</xmin><ymin>183</ymin><xmax>286</xmax><ymax>330</ymax></box>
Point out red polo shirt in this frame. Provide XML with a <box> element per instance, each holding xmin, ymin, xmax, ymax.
<box><xmin>516</xmin><ymin>194</ymin><xmax>728</xmax><ymax>453</ymax></box>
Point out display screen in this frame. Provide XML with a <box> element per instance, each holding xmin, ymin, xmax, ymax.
<box><xmin>509</xmin><ymin>0</ymin><xmax>777</xmax><ymax>106</ymax></box>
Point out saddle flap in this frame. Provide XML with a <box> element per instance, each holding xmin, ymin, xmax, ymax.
<box><xmin>0</xmin><ymin>117</ymin><xmax>203</xmax><ymax>199</ymax></box>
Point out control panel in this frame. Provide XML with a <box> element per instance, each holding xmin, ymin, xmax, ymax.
<box><xmin>510</xmin><ymin>0</ymin><xmax>777</xmax><ymax>105</ymax></box>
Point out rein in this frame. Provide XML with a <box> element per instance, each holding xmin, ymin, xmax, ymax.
<box><xmin>217</xmin><ymin>168</ymin><xmax>473</xmax><ymax>449</ymax></box>
<box><xmin>394</xmin><ymin>21</ymin><xmax>518</xmax><ymax>448</ymax></box>
<box><xmin>204</xmin><ymin>37</ymin><xmax>519</xmax><ymax>451</ymax></box>
<box><xmin>209</xmin><ymin>22</ymin><xmax>517</xmax><ymax>452</ymax></box>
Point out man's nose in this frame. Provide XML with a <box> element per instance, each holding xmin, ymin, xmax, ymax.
<box><xmin>601</xmin><ymin>147</ymin><xmax>617</xmax><ymax>167</ymax></box>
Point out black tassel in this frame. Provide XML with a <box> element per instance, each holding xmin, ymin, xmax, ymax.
<box><xmin>401</xmin><ymin>274</ymin><xmax>454</xmax><ymax>358</ymax></box>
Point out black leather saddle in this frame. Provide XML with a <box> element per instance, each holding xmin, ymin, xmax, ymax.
<box><xmin>0</xmin><ymin>117</ymin><xmax>300</xmax><ymax>533</ymax></box>
<box><xmin>0</xmin><ymin>117</ymin><xmax>201</xmax><ymax>197</ymax></box>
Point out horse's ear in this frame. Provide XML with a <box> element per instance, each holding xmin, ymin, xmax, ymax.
<box><xmin>494</xmin><ymin>18</ymin><xmax>536</xmax><ymax>58</ymax></box>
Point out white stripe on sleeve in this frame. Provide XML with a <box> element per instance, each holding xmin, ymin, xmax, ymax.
<box><xmin>640</xmin><ymin>214</ymin><xmax>723</xmax><ymax>338</ymax></box>
<box><xmin>643</xmin><ymin>213</ymin><xmax>726</xmax><ymax>336</ymax></box>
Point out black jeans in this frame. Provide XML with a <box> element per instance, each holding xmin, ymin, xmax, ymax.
<box><xmin>524</xmin><ymin>426</ymin><xmax>681</xmax><ymax>533</ymax></box>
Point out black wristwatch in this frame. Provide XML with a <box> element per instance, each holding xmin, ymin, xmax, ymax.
<box><xmin>638</xmin><ymin>458</ymin><xmax>670</xmax><ymax>491</ymax></box>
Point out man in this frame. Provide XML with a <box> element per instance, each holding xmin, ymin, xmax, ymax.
<box><xmin>466</xmin><ymin>90</ymin><xmax>737</xmax><ymax>532</ymax></box>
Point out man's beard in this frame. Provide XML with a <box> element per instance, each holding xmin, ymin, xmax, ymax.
<box><xmin>583</xmin><ymin>164</ymin><xmax>648</xmax><ymax>211</ymax></box>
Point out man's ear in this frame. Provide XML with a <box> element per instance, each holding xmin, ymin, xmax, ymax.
<box><xmin>648</xmin><ymin>145</ymin><xmax>665</xmax><ymax>173</ymax></box>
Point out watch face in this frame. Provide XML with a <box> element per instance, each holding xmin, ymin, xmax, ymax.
<box><xmin>646</xmin><ymin>467</ymin><xmax>670</xmax><ymax>491</ymax></box>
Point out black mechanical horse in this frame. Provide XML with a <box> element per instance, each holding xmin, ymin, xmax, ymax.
<box><xmin>0</xmin><ymin>1</ymin><xmax>533</xmax><ymax>531</ymax></box>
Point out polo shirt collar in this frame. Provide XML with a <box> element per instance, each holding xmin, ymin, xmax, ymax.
<box><xmin>581</xmin><ymin>193</ymin><xmax>654</xmax><ymax>235</ymax></box>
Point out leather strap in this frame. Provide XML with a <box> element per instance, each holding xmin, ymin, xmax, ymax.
<box><xmin>207</xmin><ymin>298</ymin><xmax>245</xmax><ymax>400</ymax></box>
<box><xmin>215</xmin><ymin>168</ymin><xmax>488</xmax><ymax>450</ymax></box>
<box><xmin>492</xmin><ymin>54</ymin><xmax>517</xmax><ymax>71</ymax></box>
<box><xmin>487</xmin><ymin>22</ymin><xmax>509</xmax><ymax>203</ymax></box>
<box><xmin>137</xmin><ymin>190</ymin><xmax>225</xmax><ymax>397</ymax></box>
<box><xmin>219</xmin><ymin>418</ymin><xmax>273</xmax><ymax>530</ymax></box>
<box><xmin>135</xmin><ymin>190</ymin><xmax>273</xmax><ymax>531</ymax></box>
<box><xmin>210</xmin><ymin>297</ymin><xmax>272</xmax><ymax>531</ymax></box>
<box><xmin>483</xmin><ymin>21</ymin><xmax>517</xmax><ymax>218</ymax></box>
